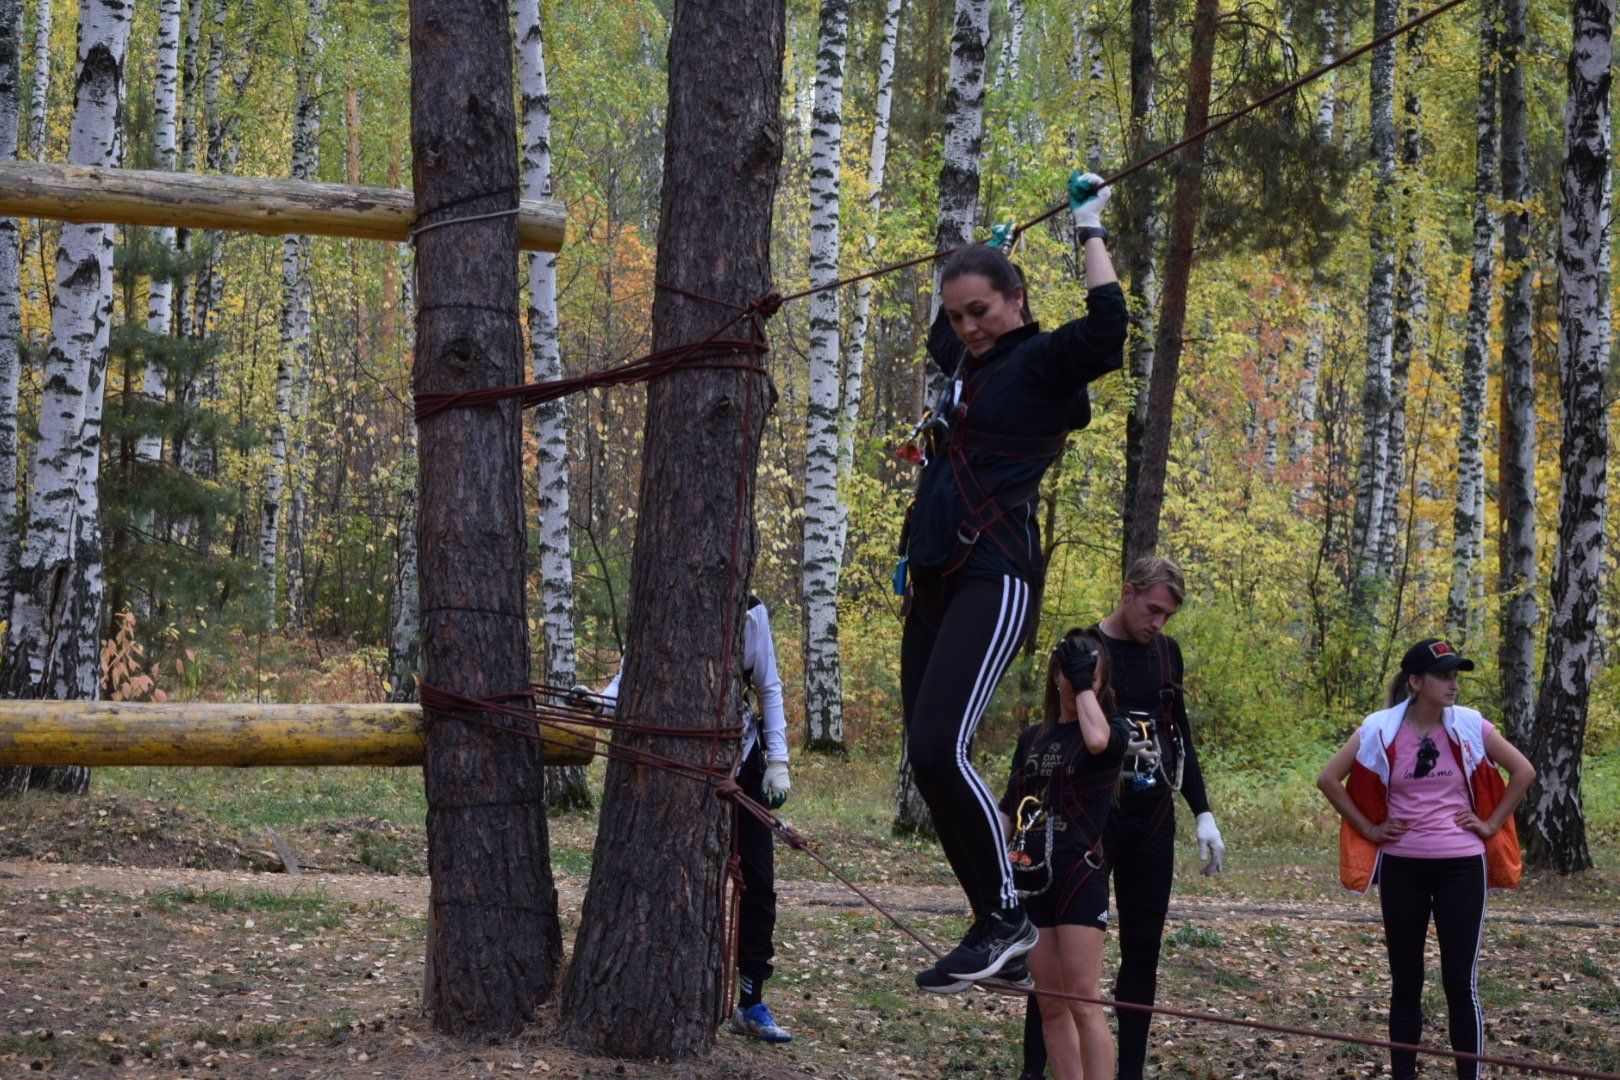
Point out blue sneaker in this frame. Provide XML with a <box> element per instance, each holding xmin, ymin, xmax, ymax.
<box><xmin>730</xmin><ymin>1002</ymin><xmax>792</xmax><ymax>1044</ymax></box>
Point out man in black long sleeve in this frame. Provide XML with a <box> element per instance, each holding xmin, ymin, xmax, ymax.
<box><xmin>1020</xmin><ymin>555</ymin><xmax>1226</xmax><ymax>1079</ymax></box>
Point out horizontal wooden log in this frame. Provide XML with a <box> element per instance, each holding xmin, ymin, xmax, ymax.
<box><xmin>0</xmin><ymin>161</ymin><xmax>566</xmax><ymax>252</ymax></box>
<box><xmin>0</xmin><ymin>701</ymin><xmax>592</xmax><ymax>767</ymax></box>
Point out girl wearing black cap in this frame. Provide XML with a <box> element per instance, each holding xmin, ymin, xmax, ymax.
<box><xmin>1317</xmin><ymin>638</ymin><xmax>1535</xmax><ymax>1080</ymax></box>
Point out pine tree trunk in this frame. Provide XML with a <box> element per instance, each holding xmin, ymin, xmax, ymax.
<box><xmin>0</xmin><ymin>0</ymin><xmax>132</xmax><ymax>800</ymax></box>
<box><xmin>802</xmin><ymin>0</ymin><xmax>850</xmax><ymax>754</ymax></box>
<box><xmin>1525</xmin><ymin>0</ymin><xmax>1609</xmax><ymax>875</ymax></box>
<box><xmin>411</xmin><ymin>0</ymin><xmax>562</xmax><ymax>1037</ymax></box>
<box><xmin>1351</xmin><ymin>0</ymin><xmax>1397</xmax><ymax>601</ymax></box>
<box><xmin>0</xmin><ymin>0</ymin><xmax>21</xmax><ymax>631</ymax></box>
<box><xmin>1118</xmin><ymin>0</ymin><xmax>1159</xmax><ymax>573</ymax></box>
<box><xmin>1122</xmin><ymin>0</ymin><xmax>1218</xmax><ymax>566</ymax></box>
<box><xmin>559</xmin><ymin>0</ymin><xmax>784</xmax><ymax>1057</ymax></box>
<box><xmin>1447</xmin><ymin>1</ymin><xmax>1498</xmax><ymax>642</ymax></box>
<box><xmin>387</xmin><ymin>245</ymin><xmax>418</xmax><ymax>705</ymax></box>
<box><xmin>260</xmin><ymin>0</ymin><xmax>322</xmax><ymax>633</ymax></box>
<box><xmin>835</xmin><ymin>0</ymin><xmax>901</xmax><ymax>574</ymax></box>
<box><xmin>517</xmin><ymin>0</ymin><xmax>588</xmax><ymax>811</ymax></box>
<box><xmin>1497</xmin><ymin>0</ymin><xmax>1537</xmax><ymax>749</ymax></box>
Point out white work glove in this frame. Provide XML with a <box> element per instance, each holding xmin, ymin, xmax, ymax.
<box><xmin>762</xmin><ymin>758</ymin><xmax>791</xmax><ymax>809</ymax></box>
<box><xmin>568</xmin><ymin>684</ymin><xmax>597</xmax><ymax>709</ymax></box>
<box><xmin>1125</xmin><ymin>734</ymin><xmax>1160</xmax><ymax>770</ymax></box>
<box><xmin>1068</xmin><ymin>170</ymin><xmax>1112</xmax><ymax>229</ymax></box>
<box><xmin>1196</xmin><ymin>811</ymin><xmax>1225</xmax><ymax>875</ymax></box>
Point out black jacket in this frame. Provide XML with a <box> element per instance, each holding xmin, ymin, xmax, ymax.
<box><xmin>906</xmin><ymin>282</ymin><xmax>1127</xmax><ymax>583</ymax></box>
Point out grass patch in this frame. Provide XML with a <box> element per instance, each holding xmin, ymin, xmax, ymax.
<box><xmin>1166</xmin><ymin>924</ymin><xmax>1223</xmax><ymax>949</ymax></box>
<box><xmin>98</xmin><ymin>766</ymin><xmax>425</xmax><ymax>831</ymax></box>
<box><xmin>148</xmin><ymin>886</ymin><xmax>334</xmax><ymax>916</ymax></box>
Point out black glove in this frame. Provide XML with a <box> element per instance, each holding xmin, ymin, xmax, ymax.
<box><xmin>1056</xmin><ymin>637</ymin><xmax>1098</xmax><ymax>692</ymax></box>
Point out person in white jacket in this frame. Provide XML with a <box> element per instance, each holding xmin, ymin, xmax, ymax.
<box><xmin>587</xmin><ymin>594</ymin><xmax>793</xmax><ymax>1043</ymax></box>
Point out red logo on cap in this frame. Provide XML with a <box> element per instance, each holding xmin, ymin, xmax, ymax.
<box><xmin>1429</xmin><ymin>642</ymin><xmax>1456</xmax><ymax>658</ymax></box>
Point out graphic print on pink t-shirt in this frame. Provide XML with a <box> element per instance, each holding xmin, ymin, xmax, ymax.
<box><xmin>1381</xmin><ymin>716</ymin><xmax>1491</xmax><ymax>859</ymax></box>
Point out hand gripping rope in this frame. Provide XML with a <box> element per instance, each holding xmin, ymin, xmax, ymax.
<box><xmin>409</xmin><ymin>0</ymin><xmax>1618</xmax><ymax>1071</ymax></box>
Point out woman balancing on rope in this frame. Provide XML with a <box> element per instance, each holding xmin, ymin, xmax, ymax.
<box><xmin>994</xmin><ymin>630</ymin><xmax>1135</xmax><ymax>1078</ymax></box>
<box><xmin>900</xmin><ymin>171</ymin><xmax>1126</xmax><ymax>991</ymax></box>
<box><xmin>1318</xmin><ymin>639</ymin><xmax>1535</xmax><ymax>1080</ymax></box>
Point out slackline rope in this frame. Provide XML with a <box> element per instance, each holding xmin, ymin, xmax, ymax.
<box><xmin>408</xmin><ymin>0</ymin><xmax>1620</xmax><ymax>1072</ymax></box>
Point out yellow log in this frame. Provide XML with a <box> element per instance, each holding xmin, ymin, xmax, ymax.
<box><xmin>0</xmin><ymin>161</ymin><xmax>567</xmax><ymax>252</ymax></box>
<box><xmin>0</xmin><ymin>701</ymin><xmax>592</xmax><ymax>767</ymax></box>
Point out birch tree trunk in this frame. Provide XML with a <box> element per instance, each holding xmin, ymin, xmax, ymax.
<box><xmin>170</xmin><ymin>0</ymin><xmax>203</xmax><ymax>346</ymax></box>
<box><xmin>1497</xmin><ymin>0</ymin><xmax>1537</xmax><ymax>748</ymax></box>
<box><xmin>1066</xmin><ymin>0</ymin><xmax>1106</xmax><ymax>172</ymax></box>
<box><xmin>898</xmin><ymin>0</ymin><xmax>989</xmax><ymax>835</ymax></box>
<box><xmin>560</xmin><ymin>0</ymin><xmax>783</xmax><ymax>1056</ymax></box>
<box><xmin>802</xmin><ymin>0</ymin><xmax>850</xmax><ymax>754</ymax></box>
<box><xmin>1122</xmin><ymin>0</ymin><xmax>1218</xmax><ymax>566</ymax></box>
<box><xmin>834</xmin><ymin>0</ymin><xmax>900</xmax><ymax>568</ymax></box>
<box><xmin>1351</xmin><ymin>0</ymin><xmax>1397</xmax><ymax>604</ymax></box>
<box><xmin>0</xmin><ymin>0</ymin><xmax>21</xmax><ymax>632</ymax></box>
<box><xmin>1378</xmin><ymin>12</ymin><xmax>1427</xmax><ymax>578</ymax></box>
<box><xmin>1525</xmin><ymin>0</ymin><xmax>1609</xmax><ymax>875</ymax></box>
<box><xmin>412</xmin><ymin>0</ymin><xmax>562</xmax><ymax>1035</ymax></box>
<box><xmin>517</xmin><ymin>0</ymin><xmax>588</xmax><ymax>811</ymax></box>
<box><xmin>1447</xmin><ymin>1</ymin><xmax>1498</xmax><ymax>642</ymax></box>
<box><xmin>260</xmin><ymin>0</ymin><xmax>322</xmax><ymax>632</ymax></box>
<box><xmin>135</xmin><ymin>0</ymin><xmax>182</xmax><ymax>477</ymax></box>
<box><xmin>1291</xmin><ymin>6</ymin><xmax>1338</xmax><ymax>500</ymax></box>
<box><xmin>1118</xmin><ymin>0</ymin><xmax>1160</xmax><ymax>573</ymax></box>
<box><xmin>0</xmin><ymin>0</ymin><xmax>131</xmax><ymax>799</ymax></box>
<box><xmin>387</xmin><ymin>244</ymin><xmax>417</xmax><ymax>704</ymax></box>
<box><xmin>16</xmin><ymin>0</ymin><xmax>47</xmax><ymax>299</ymax></box>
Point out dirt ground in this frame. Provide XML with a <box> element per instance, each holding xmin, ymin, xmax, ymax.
<box><xmin>0</xmin><ymin>796</ymin><xmax>1617</xmax><ymax>1078</ymax></box>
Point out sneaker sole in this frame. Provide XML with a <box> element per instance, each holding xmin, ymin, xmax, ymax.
<box><xmin>942</xmin><ymin>926</ymin><xmax>1039</xmax><ymax>982</ymax></box>
<box><xmin>917</xmin><ymin>975</ymin><xmax>974</xmax><ymax>995</ymax></box>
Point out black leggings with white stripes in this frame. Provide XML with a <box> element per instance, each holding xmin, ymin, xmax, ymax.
<box><xmin>1379</xmin><ymin>853</ymin><xmax>1487</xmax><ymax>1080</ymax></box>
<box><xmin>901</xmin><ymin>571</ymin><xmax>1035</xmax><ymax>918</ymax></box>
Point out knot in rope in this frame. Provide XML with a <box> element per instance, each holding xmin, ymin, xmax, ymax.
<box><xmin>748</xmin><ymin>291</ymin><xmax>784</xmax><ymax>320</ymax></box>
<box><xmin>714</xmin><ymin>777</ymin><xmax>744</xmax><ymax>802</ymax></box>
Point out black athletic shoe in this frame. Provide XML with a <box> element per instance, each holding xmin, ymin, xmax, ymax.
<box><xmin>938</xmin><ymin>907</ymin><xmax>1038</xmax><ymax>981</ymax></box>
<box><xmin>915</xmin><ymin>953</ymin><xmax>1032</xmax><ymax>995</ymax></box>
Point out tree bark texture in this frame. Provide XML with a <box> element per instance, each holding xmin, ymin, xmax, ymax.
<box><xmin>516</xmin><ymin>0</ymin><xmax>588</xmax><ymax>812</ymax></box>
<box><xmin>1351</xmin><ymin>0</ymin><xmax>1397</xmax><ymax>598</ymax></box>
<box><xmin>1122</xmin><ymin>0</ymin><xmax>1217</xmax><ymax>567</ymax></box>
<box><xmin>802</xmin><ymin>0</ymin><xmax>850</xmax><ymax>754</ymax></box>
<box><xmin>0</xmin><ymin>0</ymin><xmax>131</xmax><ymax>803</ymax></box>
<box><xmin>1526</xmin><ymin>0</ymin><xmax>1609</xmax><ymax>875</ymax></box>
<box><xmin>1447</xmin><ymin>1</ymin><xmax>1498</xmax><ymax>642</ymax></box>
<box><xmin>1497</xmin><ymin>0</ymin><xmax>1537</xmax><ymax>749</ymax></box>
<box><xmin>0</xmin><ymin>0</ymin><xmax>20</xmax><ymax>631</ymax></box>
<box><xmin>411</xmin><ymin>0</ymin><xmax>562</xmax><ymax>1038</ymax></box>
<box><xmin>1118</xmin><ymin>0</ymin><xmax>1159</xmax><ymax>574</ymax></box>
<box><xmin>559</xmin><ymin>0</ymin><xmax>784</xmax><ymax>1059</ymax></box>
<box><xmin>135</xmin><ymin>0</ymin><xmax>182</xmax><ymax>475</ymax></box>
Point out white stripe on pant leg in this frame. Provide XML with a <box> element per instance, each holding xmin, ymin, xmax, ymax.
<box><xmin>950</xmin><ymin>576</ymin><xmax>1030</xmax><ymax>910</ymax></box>
<box><xmin>1469</xmin><ymin>856</ymin><xmax>1486</xmax><ymax>1075</ymax></box>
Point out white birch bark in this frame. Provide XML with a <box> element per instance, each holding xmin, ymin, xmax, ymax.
<box><xmin>1067</xmin><ymin>0</ymin><xmax>1106</xmax><ymax>171</ymax></box>
<box><xmin>517</xmin><ymin>0</ymin><xmax>587</xmax><ymax>808</ymax></box>
<box><xmin>15</xmin><ymin>0</ymin><xmax>49</xmax><ymax>308</ymax></box>
<box><xmin>2</xmin><ymin>0</ymin><xmax>131</xmax><ymax>799</ymax></box>
<box><xmin>1526</xmin><ymin>0</ymin><xmax>1609</xmax><ymax>874</ymax></box>
<box><xmin>387</xmin><ymin>243</ymin><xmax>418</xmax><ymax>703</ymax></box>
<box><xmin>835</xmin><ymin>0</ymin><xmax>901</xmax><ymax>567</ymax></box>
<box><xmin>1292</xmin><ymin>7</ymin><xmax>1338</xmax><ymax>501</ymax></box>
<box><xmin>260</xmin><ymin>0</ymin><xmax>322</xmax><ymax>631</ymax></box>
<box><xmin>1497</xmin><ymin>0</ymin><xmax>1537</xmax><ymax>747</ymax></box>
<box><xmin>135</xmin><ymin>0</ymin><xmax>181</xmax><ymax>474</ymax></box>
<box><xmin>0</xmin><ymin>0</ymin><xmax>21</xmax><ymax>624</ymax></box>
<box><xmin>802</xmin><ymin>0</ymin><xmax>850</xmax><ymax>752</ymax></box>
<box><xmin>1447</xmin><ymin>2</ymin><xmax>1497</xmax><ymax>642</ymax></box>
<box><xmin>1351</xmin><ymin>0</ymin><xmax>1396</xmax><ymax>598</ymax></box>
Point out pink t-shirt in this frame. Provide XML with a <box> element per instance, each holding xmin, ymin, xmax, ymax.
<box><xmin>1380</xmin><ymin>718</ymin><xmax>1490</xmax><ymax>859</ymax></box>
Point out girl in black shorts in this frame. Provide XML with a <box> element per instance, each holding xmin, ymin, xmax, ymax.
<box><xmin>1000</xmin><ymin>628</ymin><xmax>1132</xmax><ymax>1080</ymax></box>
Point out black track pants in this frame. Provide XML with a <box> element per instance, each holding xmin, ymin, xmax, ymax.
<box><xmin>735</xmin><ymin>741</ymin><xmax>777</xmax><ymax>984</ymax></box>
<box><xmin>1379</xmin><ymin>853</ymin><xmax>1487</xmax><ymax>1080</ymax></box>
<box><xmin>1020</xmin><ymin>790</ymin><xmax>1174</xmax><ymax>1079</ymax></box>
<box><xmin>901</xmin><ymin>572</ymin><xmax>1034</xmax><ymax>917</ymax></box>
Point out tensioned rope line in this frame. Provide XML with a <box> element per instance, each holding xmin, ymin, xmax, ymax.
<box><xmin>402</xmin><ymin>0</ymin><xmax>1620</xmax><ymax>1071</ymax></box>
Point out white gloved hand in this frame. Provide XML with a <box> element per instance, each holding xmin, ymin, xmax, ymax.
<box><xmin>762</xmin><ymin>758</ymin><xmax>791</xmax><ymax>809</ymax></box>
<box><xmin>1068</xmin><ymin>170</ymin><xmax>1112</xmax><ymax>229</ymax></box>
<box><xmin>1196</xmin><ymin>811</ymin><xmax>1225</xmax><ymax>875</ymax></box>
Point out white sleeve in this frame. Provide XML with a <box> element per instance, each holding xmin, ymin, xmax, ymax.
<box><xmin>599</xmin><ymin>663</ymin><xmax>623</xmax><ymax>718</ymax></box>
<box><xmin>744</xmin><ymin>604</ymin><xmax>788</xmax><ymax>761</ymax></box>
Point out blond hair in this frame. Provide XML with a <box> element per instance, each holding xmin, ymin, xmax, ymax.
<box><xmin>1123</xmin><ymin>555</ymin><xmax>1186</xmax><ymax>605</ymax></box>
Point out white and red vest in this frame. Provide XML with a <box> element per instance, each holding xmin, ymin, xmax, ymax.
<box><xmin>1339</xmin><ymin>699</ymin><xmax>1521</xmax><ymax>892</ymax></box>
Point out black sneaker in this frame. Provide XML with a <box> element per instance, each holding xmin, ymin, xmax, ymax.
<box><xmin>915</xmin><ymin>953</ymin><xmax>1032</xmax><ymax>995</ymax></box>
<box><xmin>938</xmin><ymin>907</ymin><xmax>1038</xmax><ymax>981</ymax></box>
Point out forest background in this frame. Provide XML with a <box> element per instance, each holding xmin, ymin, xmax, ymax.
<box><xmin>0</xmin><ymin>0</ymin><xmax>1612</xmax><ymax>854</ymax></box>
